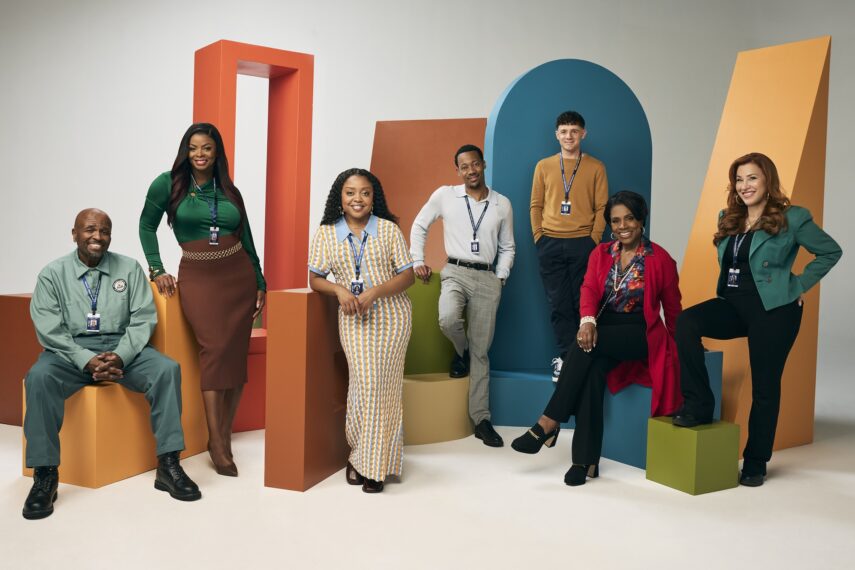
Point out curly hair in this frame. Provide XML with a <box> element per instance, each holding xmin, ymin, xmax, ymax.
<box><xmin>713</xmin><ymin>152</ymin><xmax>790</xmax><ymax>245</ymax></box>
<box><xmin>167</xmin><ymin>123</ymin><xmax>248</xmax><ymax>235</ymax></box>
<box><xmin>319</xmin><ymin>168</ymin><xmax>399</xmax><ymax>225</ymax></box>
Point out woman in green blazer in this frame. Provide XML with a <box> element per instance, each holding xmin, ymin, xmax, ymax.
<box><xmin>672</xmin><ymin>152</ymin><xmax>841</xmax><ymax>486</ymax></box>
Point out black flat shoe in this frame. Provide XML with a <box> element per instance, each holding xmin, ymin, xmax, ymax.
<box><xmin>511</xmin><ymin>423</ymin><xmax>560</xmax><ymax>454</ymax></box>
<box><xmin>346</xmin><ymin>462</ymin><xmax>364</xmax><ymax>486</ymax></box>
<box><xmin>362</xmin><ymin>478</ymin><xmax>384</xmax><ymax>493</ymax></box>
<box><xmin>23</xmin><ymin>466</ymin><xmax>59</xmax><ymax>520</ymax></box>
<box><xmin>564</xmin><ymin>464</ymin><xmax>599</xmax><ymax>486</ymax></box>
<box><xmin>739</xmin><ymin>471</ymin><xmax>765</xmax><ymax>487</ymax></box>
<box><xmin>449</xmin><ymin>350</ymin><xmax>470</xmax><ymax>378</ymax></box>
<box><xmin>155</xmin><ymin>451</ymin><xmax>202</xmax><ymax>501</ymax></box>
<box><xmin>672</xmin><ymin>412</ymin><xmax>713</xmax><ymax>428</ymax></box>
<box><xmin>474</xmin><ymin>419</ymin><xmax>504</xmax><ymax>447</ymax></box>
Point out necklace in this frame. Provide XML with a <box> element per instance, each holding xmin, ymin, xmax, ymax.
<box><xmin>746</xmin><ymin>215</ymin><xmax>760</xmax><ymax>231</ymax></box>
<box><xmin>612</xmin><ymin>258</ymin><xmax>637</xmax><ymax>292</ymax></box>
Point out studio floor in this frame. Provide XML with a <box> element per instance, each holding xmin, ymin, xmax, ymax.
<box><xmin>2</xmin><ymin>406</ymin><xmax>854</xmax><ymax>569</ymax></box>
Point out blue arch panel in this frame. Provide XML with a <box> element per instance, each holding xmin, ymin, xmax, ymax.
<box><xmin>485</xmin><ymin>59</ymin><xmax>652</xmax><ymax>371</ymax></box>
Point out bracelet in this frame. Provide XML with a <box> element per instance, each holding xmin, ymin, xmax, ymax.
<box><xmin>149</xmin><ymin>268</ymin><xmax>166</xmax><ymax>281</ymax></box>
<box><xmin>580</xmin><ymin>316</ymin><xmax>597</xmax><ymax>327</ymax></box>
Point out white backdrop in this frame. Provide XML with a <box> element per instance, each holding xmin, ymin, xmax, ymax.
<box><xmin>1</xmin><ymin>0</ymin><xmax>852</xmax><ymax>410</ymax></box>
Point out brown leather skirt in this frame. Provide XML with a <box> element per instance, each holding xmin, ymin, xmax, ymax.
<box><xmin>178</xmin><ymin>234</ymin><xmax>257</xmax><ymax>391</ymax></box>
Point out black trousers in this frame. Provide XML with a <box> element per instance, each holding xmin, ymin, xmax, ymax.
<box><xmin>543</xmin><ymin>312</ymin><xmax>647</xmax><ymax>465</ymax></box>
<box><xmin>536</xmin><ymin>235</ymin><xmax>597</xmax><ymax>357</ymax></box>
<box><xmin>676</xmin><ymin>295</ymin><xmax>802</xmax><ymax>469</ymax></box>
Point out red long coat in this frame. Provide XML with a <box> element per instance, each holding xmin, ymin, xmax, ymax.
<box><xmin>578</xmin><ymin>241</ymin><xmax>683</xmax><ymax>416</ymax></box>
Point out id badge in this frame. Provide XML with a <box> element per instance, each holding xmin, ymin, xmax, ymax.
<box><xmin>560</xmin><ymin>201</ymin><xmax>571</xmax><ymax>216</ymax></box>
<box><xmin>471</xmin><ymin>239</ymin><xmax>480</xmax><ymax>254</ymax></box>
<box><xmin>85</xmin><ymin>313</ymin><xmax>101</xmax><ymax>333</ymax></box>
<box><xmin>209</xmin><ymin>226</ymin><xmax>220</xmax><ymax>246</ymax></box>
<box><xmin>727</xmin><ymin>267</ymin><xmax>740</xmax><ymax>288</ymax></box>
<box><xmin>350</xmin><ymin>277</ymin><xmax>364</xmax><ymax>296</ymax></box>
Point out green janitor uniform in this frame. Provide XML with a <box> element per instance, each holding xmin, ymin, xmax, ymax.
<box><xmin>24</xmin><ymin>250</ymin><xmax>185</xmax><ymax>468</ymax></box>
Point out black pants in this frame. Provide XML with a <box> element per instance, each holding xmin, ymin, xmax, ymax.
<box><xmin>543</xmin><ymin>312</ymin><xmax>647</xmax><ymax>465</ymax></box>
<box><xmin>676</xmin><ymin>294</ymin><xmax>803</xmax><ymax>470</ymax></box>
<box><xmin>536</xmin><ymin>236</ymin><xmax>596</xmax><ymax>356</ymax></box>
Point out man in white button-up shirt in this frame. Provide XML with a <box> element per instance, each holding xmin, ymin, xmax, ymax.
<box><xmin>410</xmin><ymin>144</ymin><xmax>515</xmax><ymax>447</ymax></box>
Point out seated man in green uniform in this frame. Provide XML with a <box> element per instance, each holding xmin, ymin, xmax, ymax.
<box><xmin>22</xmin><ymin>208</ymin><xmax>201</xmax><ymax>520</ymax></box>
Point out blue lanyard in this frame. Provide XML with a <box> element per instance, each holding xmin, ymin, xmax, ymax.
<box><xmin>464</xmin><ymin>195</ymin><xmax>489</xmax><ymax>240</ymax></box>
<box><xmin>732</xmin><ymin>232</ymin><xmax>749</xmax><ymax>268</ymax></box>
<box><xmin>558</xmin><ymin>152</ymin><xmax>582</xmax><ymax>202</ymax></box>
<box><xmin>80</xmin><ymin>272</ymin><xmax>102</xmax><ymax>313</ymax></box>
<box><xmin>347</xmin><ymin>232</ymin><xmax>369</xmax><ymax>279</ymax></box>
<box><xmin>193</xmin><ymin>176</ymin><xmax>218</xmax><ymax>227</ymax></box>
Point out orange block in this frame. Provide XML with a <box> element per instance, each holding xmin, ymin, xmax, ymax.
<box><xmin>680</xmin><ymin>37</ymin><xmax>831</xmax><ymax>452</ymax></box>
<box><xmin>23</xmin><ymin>382</ymin><xmax>156</xmax><ymax>488</ymax></box>
<box><xmin>21</xmin><ymin>284</ymin><xmax>208</xmax><ymax>487</ymax></box>
<box><xmin>233</xmin><ymin>329</ymin><xmax>266</xmax><ymax>432</ymax></box>
<box><xmin>265</xmin><ymin>290</ymin><xmax>349</xmax><ymax>492</ymax></box>
<box><xmin>0</xmin><ymin>294</ymin><xmax>41</xmax><ymax>426</ymax></box>
<box><xmin>370</xmin><ymin>119</ymin><xmax>487</xmax><ymax>271</ymax></box>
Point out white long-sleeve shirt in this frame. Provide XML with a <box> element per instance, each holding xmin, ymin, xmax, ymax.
<box><xmin>410</xmin><ymin>184</ymin><xmax>515</xmax><ymax>280</ymax></box>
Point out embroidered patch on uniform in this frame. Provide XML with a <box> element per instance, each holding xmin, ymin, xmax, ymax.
<box><xmin>112</xmin><ymin>279</ymin><xmax>128</xmax><ymax>293</ymax></box>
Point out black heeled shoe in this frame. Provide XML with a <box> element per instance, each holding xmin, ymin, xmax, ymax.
<box><xmin>346</xmin><ymin>462</ymin><xmax>364</xmax><ymax>486</ymax></box>
<box><xmin>564</xmin><ymin>464</ymin><xmax>599</xmax><ymax>486</ymax></box>
<box><xmin>362</xmin><ymin>478</ymin><xmax>384</xmax><ymax>493</ymax></box>
<box><xmin>511</xmin><ymin>423</ymin><xmax>560</xmax><ymax>454</ymax></box>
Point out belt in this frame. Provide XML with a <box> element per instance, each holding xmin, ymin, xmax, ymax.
<box><xmin>182</xmin><ymin>241</ymin><xmax>243</xmax><ymax>261</ymax></box>
<box><xmin>447</xmin><ymin>257</ymin><xmax>494</xmax><ymax>272</ymax></box>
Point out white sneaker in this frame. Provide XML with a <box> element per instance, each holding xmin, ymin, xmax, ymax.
<box><xmin>551</xmin><ymin>357</ymin><xmax>563</xmax><ymax>383</ymax></box>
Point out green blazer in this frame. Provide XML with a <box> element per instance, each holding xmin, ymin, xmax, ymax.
<box><xmin>716</xmin><ymin>206</ymin><xmax>842</xmax><ymax>310</ymax></box>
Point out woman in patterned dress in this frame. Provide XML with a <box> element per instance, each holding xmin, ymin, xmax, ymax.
<box><xmin>308</xmin><ymin>168</ymin><xmax>414</xmax><ymax>493</ymax></box>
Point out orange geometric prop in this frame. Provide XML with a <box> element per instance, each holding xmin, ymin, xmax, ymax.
<box><xmin>194</xmin><ymin>40</ymin><xmax>314</xmax><ymax>293</ymax></box>
<box><xmin>232</xmin><ymin>329</ymin><xmax>266</xmax><ymax>432</ymax></box>
<box><xmin>264</xmin><ymin>290</ymin><xmax>349</xmax><ymax>491</ymax></box>
<box><xmin>680</xmin><ymin>36</ymin><xmax>831</xmax><ymax>452</ymax></box>
<box><xmin>370</xmin><ymin>119</ymin><xmax>487</xmax><ymax>272</ymax></box>
<box><xmin>0</xmin><ymin>295</ymin><xmax>41</xmax><ymax>426</ymax></box>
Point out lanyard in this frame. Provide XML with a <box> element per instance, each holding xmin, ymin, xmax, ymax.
<box><xmin>80</xmin><ymin>272</ymin><xmax>102</xmax><ymax>313</ymax></box>
<box><xmin>731</xmin><ymin>232</ymin><xmax>749</xmax><ymax>268</ymax></box>
<box><xmin>347</xmin><ymin>232</ymin><xmax>369</xmax><ymax>279</ymax></box>
<box><xmin>464</xmin><ymin>195</ymin><xmax>489</xmax><ymax>240</ymax></box>
<box><xmin>192</xmin><ymin>175</ymin><xmax>218</xmax><ymax>227</ymax></box>
<box><xmin>559</xmin><ymin>152</ymin><xmax>582</xmax><ymax>202</ymax></box>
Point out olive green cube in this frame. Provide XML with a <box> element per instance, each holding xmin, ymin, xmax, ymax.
<box><xmin>404</xmin><ymin>274</ymin><xmax>456</xmax><ymax>375</ymax></box>
<box><xmin>646</xmin><ymin>417</ymin><xmax>739</xmax><ymax>495</ymax></box>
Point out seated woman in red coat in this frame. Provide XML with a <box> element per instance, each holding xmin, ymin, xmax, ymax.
<box><xmin>512</xmin><ymin>191</ymin><xmax>682</xmax><ymax>486</ymax></box>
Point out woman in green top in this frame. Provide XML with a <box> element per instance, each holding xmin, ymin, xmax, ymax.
<box><xmin>139</xmin><ymin>123</ymin><xmax>266</xmax><ymax>477</ymax></box>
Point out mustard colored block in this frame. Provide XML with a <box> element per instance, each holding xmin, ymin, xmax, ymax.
<box><xmin>646</xmin><ymin>417</ymin><xmax>739</xmax><ymax>495</ymax></box>
<box><xmin>23</xmin><ymin>382</ymin><xmax>156</xmax><ymax>488</ymax></box>
<box><xmin>405</xmin><ymin>276</ymin><xmax>456</xmax><ymax>375</ymax></box>
<box><xmin>403</xmin><ymin>373</ymin><xmax>473</xmax><ymax>445</ymax></box>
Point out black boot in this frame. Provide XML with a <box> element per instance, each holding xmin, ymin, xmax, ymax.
<box><xmin>449</xmin><ymin>350</ymin><xmax>470</xmax><ymax>378</ymax></box>
<box><xmin>23</xmin><ymin>466</ymin><xmax>59</xmax><ymax>520</ymax></box>
<box><xmin>155</xmin><ymin>451</ymin><xmax>202</xmax><ymax>501</ymax></box>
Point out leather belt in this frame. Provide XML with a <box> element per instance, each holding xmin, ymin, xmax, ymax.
<box><xmin>447</xmin><ymin>257</ymin><xmax>494</xmax><ymax>272</ymax></box>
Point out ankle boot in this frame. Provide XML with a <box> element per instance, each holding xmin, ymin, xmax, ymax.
<box><xmin>23</xmin><ymin>466</ymin><xmax>59</xmax><ymax>520</ymax></box>
<box><xmin>155</xmin><ymin>451</ymin><xmax>202</xmax><ymax>501</ymax></box>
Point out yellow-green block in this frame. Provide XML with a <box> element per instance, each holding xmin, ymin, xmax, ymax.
<box><xmin>403</xmin><ymin>374</ymin><xmax>473</xmax><ymax>445</ymax></box>
<box><xmin>646</xmin><ymin>417</ymin><xmax>739</xmax><ymax>495</ymax></box>
<box><xmin>405</xmin><ymin>275</ymin><xmax>456</xmax><ymax>375</ymax></box>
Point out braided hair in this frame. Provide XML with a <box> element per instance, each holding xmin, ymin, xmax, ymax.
<box><xmin>319</xmin><ymin>168</ymin><xmax>399</xmax><ymax>225</ymax></box>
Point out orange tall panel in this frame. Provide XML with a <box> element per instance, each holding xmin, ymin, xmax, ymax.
<box><xmin>680</xmin><ymin>36</ymin><xmax>831</xmax><ymax>452</ymax></box>
<box><xmin>370</xmin><ymin>119</ymin><xmax>487</xmax><ymax>271</ymax></box>
<box><xmin>193</xmin><ymin>40</ymin><xmax>313</xmax><ymax>292</ymax></box>
<box><xmin>0</xmin><ymin>295</ymin><xmax>41</xmax><ymax>426</ymax></box>
<box><xmin>232</xmin><ymin>329</ymin><xmax>266</xmax><ymax>432</ymax></box>
<box><xmin>265</xmin><ymin>290</ymin><xmax>348</xmax><ymax>492</ymax></box>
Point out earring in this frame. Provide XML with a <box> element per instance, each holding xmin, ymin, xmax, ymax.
<box><xmin>610</xmin><ymin>232</ymin><xmax>616</xmax><ymax>240</ymax></box>
<box><xmin>339</xmin><ymin>206</ymin><xmax>344</xmax><ymax>216</ymax></box>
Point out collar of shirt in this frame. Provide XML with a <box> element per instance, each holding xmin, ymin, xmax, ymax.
<box><xmin>71</xmin><ymin>250</ymin><xmax>113</xmax><ymax>279</ymax></box>
<box><xmin>334</xmin><ymin>214</ymin><xmax>379</xmax><ymax>242</ymax></box>
<box><xmin>453</xmin><ymin>185</ymin><xmax>497</xmax><ymax>204</ymax></box>
<box><xmin>609</xmin><ymin>237</ymin><xmax>653</xmax><ymax>261</ymax></box>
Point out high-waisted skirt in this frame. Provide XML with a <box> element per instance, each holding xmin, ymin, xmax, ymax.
<box><xmin>178</xmin><ymin>234</ymin><xmax>257</xmax><ymax>391</ymax></box>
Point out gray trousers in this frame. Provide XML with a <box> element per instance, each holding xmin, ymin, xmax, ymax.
<box><xmin>438</xmin><ymin>264</ymin><xmax>502</xmax><ymax>424</ymax></box>
<box><xmin>24</xmin><ymin>335</ymin><xmax>185</xmax><ymax>468</ymax></box>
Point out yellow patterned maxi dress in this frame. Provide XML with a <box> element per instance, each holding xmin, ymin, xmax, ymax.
<box><xmin>309</xmin><ymin>215</ymin><xmax>413</xmax><ymax>481</ymax></box>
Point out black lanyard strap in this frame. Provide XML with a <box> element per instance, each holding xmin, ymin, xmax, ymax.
<box><xmin>464</xmin><ymin>195</ymin><xmax>489</xmax><ymax>240</ymax></box>
<box><xmin>193</xmin><ymin>176</ymin><xmax>218</xmax><ymax>227</ymax></box>
<box><xmin>559</xmin><ymin>152</ymin><xmax>582</xmax><ymax>202</ymax></box>
<box><xmin>347</xmin><ymin>232</ymin><xmax>369</xmax><ymax>279</ymax></box>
